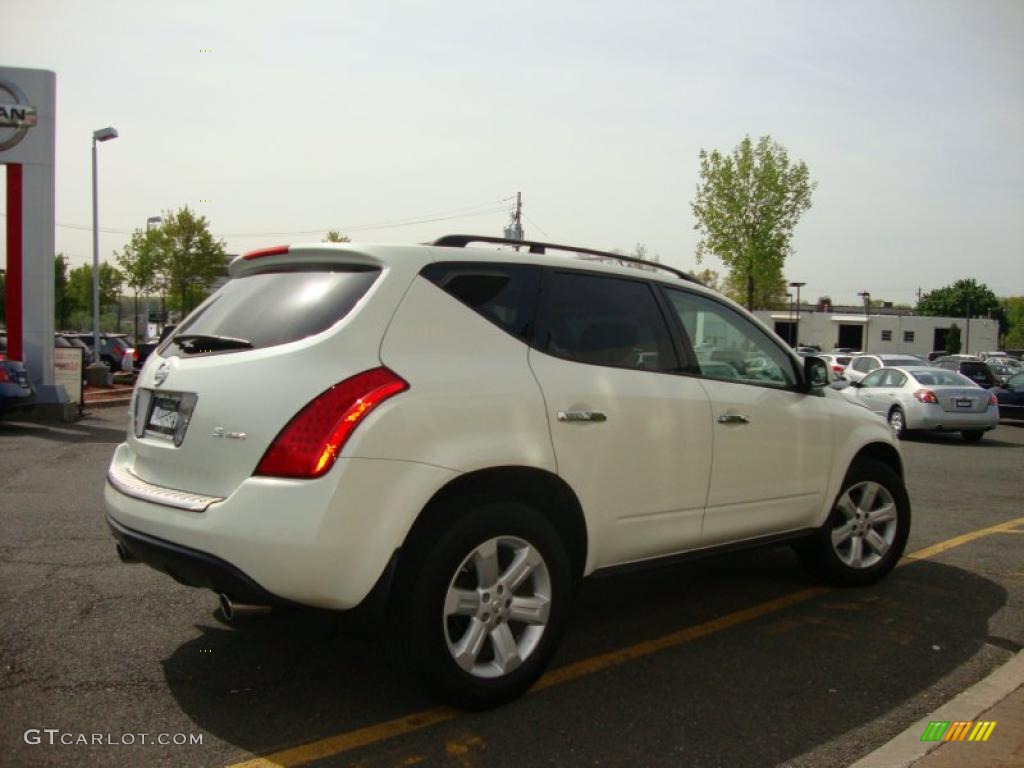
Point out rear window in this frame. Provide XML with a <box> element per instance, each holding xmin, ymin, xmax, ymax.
<box><xmin>959</xmin><ymin>362</ymin><xmax>996</xmax><ymax>383</ymax></box>
<box><xmin>886</xmin><ymin>358</ymin><xmax>923</xmax><ymax>367</ymax></box>
<box><xmin>910</xmin><ymin>370</ymin><xmax>974</xmax><ymax>387</ymax></box>
<box><xmin>162</xmin><ymin>268</ymin><xmax>380</xmax><ymax>357</ymax></box>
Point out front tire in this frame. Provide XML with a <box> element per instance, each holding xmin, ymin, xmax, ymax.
<box><xmin>391</xmin><ymin>499</ymin><xmax>571</xmax><ymax>709</ymax></box>
<box><xmin>796</xmin><ymin>459</ymin><xmax>910</xmax><ymax>587</ymax></box>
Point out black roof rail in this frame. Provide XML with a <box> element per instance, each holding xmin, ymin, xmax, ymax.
<box><xmin>431</xmin><ymin>234</ymin><xmax>701</xmax><ymax>284</ymax></box>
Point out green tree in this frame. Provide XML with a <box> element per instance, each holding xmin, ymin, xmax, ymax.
<box><xmin>54</xmin><ymin>254</ymin><xmax>75</xmax><ymax>329</ymax></box>
<box><xmin>1001</xmin><ymin>297</ymin><xmax>1024</xmax><ymax>348</ymax></box>
<box><xmin>66</xmin><ymin>263</ymin><xmax>123</xmax><ymax>328</ymax></box>
<box><xmin>693</xmin><ymin>268</ymin><xmax>721</xmax><ymax>292</ymax></box>
<box><xmin>691</xmin><ymin>135</ymin><xmax>816</xmax><ymax>310</ymax></box>
<box><xmin>159</xmin><ymin>207</ymin><xmax>228</xmax><ymax>315</ymax></box>
<box><xmin>945</xmin><ymin>323</ymin><xmax>962</xmax><ymax>355</ymax></box>
<box><xmin>916</xmin><ymin>279</ymin><xmax>1006</xmax><ymax>335</ymax></box>
<box><xmin>116</xmin><ymin>227</ymin><xmax>166</xmax><ymax>343</ymax></box>
<box><xmin>323</xmin><ymin>230</ymin><xmax>351</xmax><ymax>243</ymax></box>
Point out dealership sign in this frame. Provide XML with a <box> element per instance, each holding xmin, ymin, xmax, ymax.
<box><xmin>0</xmin><ymin>78</ymin><xmax>38</xmax><ymax>151</ymax></box>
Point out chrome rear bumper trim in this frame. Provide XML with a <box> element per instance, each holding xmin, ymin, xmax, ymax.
<box><xmin>106</xmin><ymin>464</ymin><xmax>223</xmax><ymax>513</ymax></box>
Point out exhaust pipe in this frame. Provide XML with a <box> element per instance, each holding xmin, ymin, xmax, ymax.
<box><xmin>218</xmin><ymin>593</ymin><xmax>271</xmax><ymax>622</ymax></box>
<box><xmin>116</xmin><ymin>543</ymin><xmax>139</xmax><ymax>564</ymax></box>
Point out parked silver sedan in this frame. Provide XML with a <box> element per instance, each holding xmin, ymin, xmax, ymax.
<box><xmin>841</xmin><ymin>366</ymin><xmax>998</xmax><ymax>443</ymax></box>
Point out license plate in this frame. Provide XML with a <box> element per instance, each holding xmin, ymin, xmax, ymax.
<box><xmin>147</xmin><ymin>394</ymin><xmax>183</xmax><ymax>438</ymax></box>
<box><xmin>954</xmin><ymin>398</ymin><xmax>972</xmax><ymax>409</ymax></box>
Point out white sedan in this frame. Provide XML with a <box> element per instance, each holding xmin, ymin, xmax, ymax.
<box><xmin>841</xmin><ymin>366</ymin><xmax>999</xmax><ymax>443</ymax></box>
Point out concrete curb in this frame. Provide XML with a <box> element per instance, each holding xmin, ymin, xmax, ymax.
<box><xmin>850</xmin><ymin>650</ymin><xmax>1024</xmax><ymax>768</ymax></box>
<box><xmin>83</xmin><ymin>397</ymin><xmax>132</xmax><ymax>409</ymax></box>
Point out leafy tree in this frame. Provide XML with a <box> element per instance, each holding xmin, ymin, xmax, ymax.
<box><xmin>693</xmin><ymin>268</ymin><xmax>721</xmax><ymax>292</ymax></box>
<box><xmin>54</xmin><ymin>254</ymin><xmax>75</xmax><ymax>329</ymax></box>
<box><xmin>691</xmin><ymin>135</ymin><xmax>816</xmax><ymax>310</ymax></box>
<box><xmin>159</xmin><ymin>207</ymin><xmax>228</xmax><ymax>315</ymax></box>
<box><xmin>916</xmin><ymin>279</ymin><xmax>1006</xmax><ymax>334</ymax></box>
<box><xmin>323</xmin><ymin>230</ymin><xmax>351</xmax><ymax>243</ymax></box>
<box><xmin>1001</xmin><ymin>297</ymin><xmax>1024</xmax><ymax>348</ymax></box>
<box><xmin>945</xmin><ymin>323</ymin><xmax>962</xmax><ymax>355</ymax></box>
<box><xmin>66</xmin><ymin>262</ymin><xmax>123</xmax><ymax>325</ymax></box>
<box><xmin>116</xmin><ymin>228</ymin><xmax>166</xmax><ymax>343</ymax></box>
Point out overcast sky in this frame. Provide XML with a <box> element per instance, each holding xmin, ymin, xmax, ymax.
<box><xmin>2</xmin><ymin>0</ymin><xmax>1023</xmax><ymax>304</ymax></box>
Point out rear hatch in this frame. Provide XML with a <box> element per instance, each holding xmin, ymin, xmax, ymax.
<box><xmin>958</xmin><ymin>362</ymin><xmax>997</xmax><ymax>388</ymax></box>
<box><xmin>125</xmin><ymin>248</ymin><xmax>408</xmax><ymax>499</ymax></box>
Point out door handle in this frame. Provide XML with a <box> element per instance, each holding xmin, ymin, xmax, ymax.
<box><xmin>717</xmin><ymin>413</ymin><xmax>750</xmax><ymax>425</ymax></box>
<box><xmin>557</xmin><ymin>410</ymin><xmax>607</xmax><ymax>423</ymax></box>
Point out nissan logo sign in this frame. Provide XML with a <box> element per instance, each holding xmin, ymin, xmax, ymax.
<box><xmin>0</xmin><ymin>78</ymin><xmax>38</xmax><ymax>151</ymax></box>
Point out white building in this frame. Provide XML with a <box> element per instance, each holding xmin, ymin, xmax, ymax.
<box><xmin>755</xmin><ymin>305</ymin><xmax>998</xmax><ymax>356</ymax></box>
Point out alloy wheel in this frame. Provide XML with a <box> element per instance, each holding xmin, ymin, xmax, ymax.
<box><xmin>830</xmin><ymin>481</ymin><xmax>898</xmax><ymax>569</ymax></box>
<box><xmin>443</xmin><ymin>536</ymin><xmax>551</xmax><ymax>679</ymax></box>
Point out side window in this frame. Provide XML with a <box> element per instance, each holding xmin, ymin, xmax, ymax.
<box><xmin>535</xmin><ymin>272</ymin><xmax>679</xmax><ymax>372</ymax></box>
<box><xmin>853</xmin><ymin>357</ymin><xmax>876</xmax><ymax>373</ymax></box>
<box><xmin>881</xmin><ymin>370</ymin><xmax>906</xmax><ymax>387</ymax></box>
<box><xmin>421</xmin><ymin>262</ymin><xmax>540</xmax><ymax>342</ymax></box>
<box><xmin>663</xmin><ymin>288</ymin><xmax>797</xmax><ymax>388</ymax></box>
<box><xmin>861</xmin><ymin>369</ymin><xmax>886</xmax><ymax>388</ymax></box>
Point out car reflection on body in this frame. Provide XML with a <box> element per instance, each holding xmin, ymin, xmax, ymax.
<box><xmin>840</xmin><ymin>366</ymin><xmax>998</xmax><ymax>443</ymax></box>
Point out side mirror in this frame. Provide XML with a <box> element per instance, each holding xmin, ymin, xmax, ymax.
<box><xmin>804</xmin><ymin>356</ymin><xmax>830</xmax><ymax>389</ymax></box>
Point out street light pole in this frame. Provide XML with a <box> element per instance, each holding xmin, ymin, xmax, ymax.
<box><xmin>91</xmin><ymin>127</ymin><xmax>118</xmax><ymax>372</ymax></box>
<box><xmin>788</xmin><ymin>281</ymin><xmax>806</xmax><ymax>347</ymax></box>
<box><xmin>858</xmin><ymin>291</ymin><xmax>871</xmax><ymax>352</ymax></box>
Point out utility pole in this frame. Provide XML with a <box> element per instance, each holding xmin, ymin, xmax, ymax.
<box><xmin>965</xmin><ymin>298</ymin><xmax>971</xmax><ymax>355</ymax></box>
<box><xmin>503</xmin><ymin>192</ymin><xmax>524</xmax><ymax>242</ymax></box>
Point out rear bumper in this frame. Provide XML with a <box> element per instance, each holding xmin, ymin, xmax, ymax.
<box><xmin>107</xmin><ymin>516</ymin><xmax>290</xmax><ymax>606</ymax></box>
<box><xmin>910</xmin><ymin>406</ymin><xmax>999</xmax><ymax>432</ymax></box>
<box><xmin>104</xmin><ymin>443</ymin><xmax>457</xmax><ymax>610</ymax></box>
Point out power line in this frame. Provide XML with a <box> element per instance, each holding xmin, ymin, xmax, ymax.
<box><xmin>0</xmin><ymin>195</ymin><xmax>517</xmax><ymax>240</ymax></box>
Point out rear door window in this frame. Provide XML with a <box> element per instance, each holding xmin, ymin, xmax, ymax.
<box><xmin>534</xmin><ymin>271</ymin><xmax>679</xmax><ymax>372</ymax></box>
<box><xmin>161</xmin><ymin>268</ymin><xmax>380</xmax><ymax>357</ymax></box>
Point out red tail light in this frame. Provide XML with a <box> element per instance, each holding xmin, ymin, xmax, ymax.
<box><xmin>255</xmin><ymin>367</ymin><xmax>408</xmax><ymax>479</ymax></box>
<box><xmin>832</xmin><ymin>365</ymin><xmax>844</xmax><ymax>373</ymax></box>
<box><xmin>132</xmin><ymin>348</ymin><xmax>139</xmax><ymax>361</ymax></box>
<box><xmin>0</xmin><ymin>366</ymin><xmax>9</xmax><ymax>382</ymax></box>
<box><xmin>243</xmin><ymin>245</ymin><xmax>290</xmax><ymax>261</ymax></box>
<box><xmin>914</xmin><ymin>389</ymin><xmax>938</xmax><ymax>404</ymax></box>
<box><xmin>989</xmin><ymin>393</ymin><xmax>998</xmax><ymax>406</ymax></box>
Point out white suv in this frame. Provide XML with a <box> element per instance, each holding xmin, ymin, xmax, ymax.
<box><xmin>106</xmin><ymin>235</ymin><xmax>911</xmax><ymax>708</ymax></box>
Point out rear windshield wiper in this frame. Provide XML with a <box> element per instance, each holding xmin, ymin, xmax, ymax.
<box><xmin>172</xmin><ymin>334</ymin><xmax>254</xmax><ymax>353</ymax></box>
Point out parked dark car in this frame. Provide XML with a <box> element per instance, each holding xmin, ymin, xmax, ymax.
<box><xmin>0</xmin><ymin>335</ymin><xmax>36</xmax><ymax>419</ymax></box>
<box><xmin>995</xmin><ymin>373</ymin><xmax>1024</xmax><ymax>420</ymax></box>
<box><xmin>57</xmin><ymin>333</ymin><xmax>95</xmax><ymax>366</ymax></box>
<box><xmin>77</xmin><ymin>333</ymin><xmax>137</xmax><ymax>373</ymax></box>
<box><xmin>933</xmin><ymin>357</ymin><xmax>1000</xmax><ymax>388</ymax></box>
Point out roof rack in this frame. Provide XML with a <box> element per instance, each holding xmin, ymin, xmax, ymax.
<box><xmin>431</xmin><ymin>234</ymin><xmax>700</xmax><ymax>284</ymax></box>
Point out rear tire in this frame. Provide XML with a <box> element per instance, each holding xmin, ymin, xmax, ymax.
<box><xmin>795</xmin><ymin>459</ymin><xmax>910</xmax><ymax>587</ymax></box>
<box><xmin>887</xmin><ymin>407</ymin><xmax>907</xmax><ymax>439</ymax></box>
<box><xmin>390</xmin><ymin>499</ymin><xmax>571</xmax><ymax>709</ymax></box>
<box><xmin>961</xmin><ymin>430</ymin><xmax>984</xmax><ymax>443</ymax></box>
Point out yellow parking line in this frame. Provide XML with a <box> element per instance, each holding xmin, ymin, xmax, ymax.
<box><xmin>226</xmin><ymin>515</ymin><xmax>1024</xmax><ymax>768</ymax></box>
<box><xmin>899</xmin><ymin>517</ymin><xmax>1024</xmax><ymax>562</ymax></box>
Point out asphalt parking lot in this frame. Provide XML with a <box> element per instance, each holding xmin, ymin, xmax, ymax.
<box><xmin>1</xmin><ymin>409</ymin><xmax>1021</xmax><ymax>768</ymax></box>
